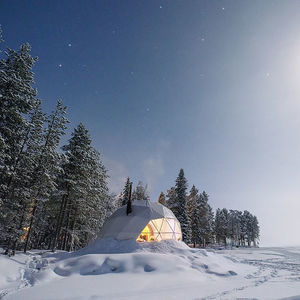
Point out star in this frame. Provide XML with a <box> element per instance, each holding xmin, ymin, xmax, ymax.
<box><xmin>146</xmin><ymin>108</ymin><xmax>150</xmax><ymax>112</ymax></box>
<box><xmin>159</xmin><ymin>5</ymin><xmax>162</xmax><ymax>9</ymax></box>
<box><xmin>201</xmin><ymin>38</ymin><xmax>205</xmax><ymax>42</ymax></box>
<box><xmin>58</xmin><ymin>64</ymin><xmax>62</xmax><ymax>68</ymax></box>
<box><xmin>68</xmin><ymin>43</ymin><xmax>72</xmax><ymax>47</ymax></box>
<box><xmin>222</xmin><ymin>7</ymin><xmax>225</xmax><ymax>10</ymax></box>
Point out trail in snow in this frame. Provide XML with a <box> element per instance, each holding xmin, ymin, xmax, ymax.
<box><xmin>205</xmin><ymin>247</ymin><xmax>300</xmax><ymax>299</ymax></box>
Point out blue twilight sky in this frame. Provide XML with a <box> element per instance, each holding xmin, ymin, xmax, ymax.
<box><xmin>1</xmin><ymin>0</ymin><xmax>300</xmax><ymax>246</ymax></box>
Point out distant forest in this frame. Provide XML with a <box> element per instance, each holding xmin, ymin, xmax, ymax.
<box><xmin>0</xmin><ymin>30</ymin><xmax>259</xmax><ymax>255</ymax></box>
<box><xmin>120</xmin><ymin>171</ymin><xmax>260</xmax><ymax>248</ymax></box>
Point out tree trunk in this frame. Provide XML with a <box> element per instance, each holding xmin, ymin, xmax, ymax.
<box><xmin>24</xmin><ymin>204</ymin><xmax>37</xmax><ymax>253</ymax></box>
<box><xmin>52</xmin><ymin>191</ymin><xmax>69</xmax><ymax>252</ymax></box>
<box><xmin>67</xmin><ymin>208</ymin><xmax>78</xmax><ymax>252</ymax></box>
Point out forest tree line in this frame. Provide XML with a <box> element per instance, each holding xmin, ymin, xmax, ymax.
<box><xmin>0</xmin><ymin>30</ymin><xmax>115</xmax><ymax>254</ymax></box>
<box><xmin>120</xmin><ymin>169</ymin><xmax>260</xmax><ymax>248</ymax></box>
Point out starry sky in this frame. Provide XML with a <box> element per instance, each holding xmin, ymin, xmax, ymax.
<box><xmin>1</xmin><ymin>0</ymin><xmax>300</xmax><ymax>246</ymax></box>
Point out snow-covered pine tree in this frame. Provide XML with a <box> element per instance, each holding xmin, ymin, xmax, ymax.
<box><xmin>198</xmin><ymin>191</ymin><xmax>214</xmax><ymax>247</ymax></box>
<box><xmin>250</xmin><ymin>215</ymin><xmax>259</xmax><ymax>247</ymax></box>
<box><xmin>52</xmin><ymin>123</ymin><xmax>110</xmax><ymax>251</ymax></box>
<box><xmin>174</xmin><ymin>169</ymin><xmax>191</xmax><ymax>243</ymax></box>
<box><xmin>228</xmin><ymin>210</ymin><xmax>243</xmax><ymax>247</ymax></box>
<box><xmin>187</xmin><ymin>185</ymin><xmax>198</xmax><ymax>223</ymax></box>
<box><xmin>157</xmin><ymin>192</ymin><xmax>166</xmax><ymax>205</ymax></box>
<box><xmin>241</xmin><ymin>210</ymin><xmax>259</xmax><ymax>247</ymax></box>
<box><xmin>69</xmin><ymin>148</ymin><xmax>110</xmax><ymax>250</ymax></box>
<box><xmin>165</xmin><ymin>187</ymin><xmax>176</xmax><ymax>211</ymax></box>
<box><xmin>0</xmin><ymin>43</ymin><xmax>41</xmax><ymax>252</ymax></box>
<box><xmin>188</xmin><ymin>186</ymin><xmax>200</xmax><ymax>247</ymax></box>
<box><xmin>132</xmin><ymin>181</ymin><xmax>149</xmax><ymax>201</ymax></box>
<box><xmin>121</xmin><ymin>177</ymin><xmax>131</xmax><ymax>206</ymax></box>
<box><xmin>23</xmin><ymin>100</ymin><xmax>68</xmax><ymax>252</ymax></box>
<box><xmin>215</xmin><ymin>208</ymin><xmax>229</xmax><ymax>246</ymax></box>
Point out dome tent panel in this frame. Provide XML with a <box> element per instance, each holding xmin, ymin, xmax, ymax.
<box><xmin>98</xmin><ymin>200</ymin><xmax>182</xmax><ymax>242</ymax></box>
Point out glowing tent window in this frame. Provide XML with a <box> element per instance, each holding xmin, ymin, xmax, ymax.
<box><xmin>136</xmin><ymin>224</ymin><xmax>155</xmax><ymax>242</ymax></box>
<box><xmin>136</xmin><ymin>218</ymin><xmax>182</xmax><ymax>242</ymax></box>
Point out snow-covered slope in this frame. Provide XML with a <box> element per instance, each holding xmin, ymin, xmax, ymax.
<box><xmin>1</xmin><ymin>242</ymin><xmax>300</xmax><ymax>300</ymax></box>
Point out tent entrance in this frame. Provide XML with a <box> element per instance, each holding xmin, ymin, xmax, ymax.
<box><xmin>136</xmin><ymin>218</ymin><xmax>182</xmax><ymax>242</ymax></box>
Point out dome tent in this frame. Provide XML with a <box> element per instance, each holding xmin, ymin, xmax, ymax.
<box><xmin>98</xmin><ymin>200</ymin><xmax>182</xmax><ymax>242</ymax></box>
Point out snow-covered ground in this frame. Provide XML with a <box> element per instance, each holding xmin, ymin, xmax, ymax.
<box><xmin>1</xmin><ymin>240</ymin><xmax>300</xmax><ymax>300</ymax></box>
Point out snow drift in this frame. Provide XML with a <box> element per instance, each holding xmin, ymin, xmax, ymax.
<box><xmin>1</xmin><ymin>243</ymin><xmax>300</xmax><ymax>300</ymax></box>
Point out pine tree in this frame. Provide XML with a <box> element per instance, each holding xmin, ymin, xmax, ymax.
<box><xmin>228</xmin><ymin>210</ymin><xmax>243</xmax><ymax>247</ymax></box>
<box><xmin>174</xmin><ymin>169</ymin><xmax>191</xmax><ymax>243</ymax></box>
<box><xmin>157</xmin><ymin>192</ymin><xmax>166</xmax><ymax>205</ymax></box>
<box><xmin>0</xmin><ymin>42</ymin><xmax>41</xmax><ymax>253</ymax></box>
<box><xmin>165</xmin><ymin>187</ymin><xmax>176</xmax><ymax>210</ymax></box>
<box><xmin>198</xmin><ymin>191</ymin><xmax>214</xmax><ymax>247</ymax></box>
<box><xmin>250</xmin><ymin>215</ymin><xmax>259</xmax><ymax>247</ymax></box>
<box><xmin>187</xmin><ymin>185</ymin><xmax>198</xmax><ymax>222</ymax></box>
<box><xmin>188</xmin><ymin>186</ymin><xmax>200</xmax><ymax>247</ymax></box>
<box><xmin>23</xmin><ymin>100</ymin><xmax>68</xmax><ymax>252</ymax></box>
<box><xmin>215</xmin><ymin>208</ymin><xmax>229</xmax><ymax>246</ymax></box>
<box><xmin>52</xmin><ymin>123</ymin><xmax>110</xmax><ymax>251</ymax></box>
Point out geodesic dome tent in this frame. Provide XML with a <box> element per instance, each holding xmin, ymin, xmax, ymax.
<box><xmin>98</xmin><ymin>200</ymin><xmax>182</xmax><ymax>242</ymax></box>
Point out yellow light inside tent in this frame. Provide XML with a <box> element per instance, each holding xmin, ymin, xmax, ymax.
<box><xmin>136</xmin><ymin>224</ymin><xmax>154</xmax><ymax>242</ymax></box>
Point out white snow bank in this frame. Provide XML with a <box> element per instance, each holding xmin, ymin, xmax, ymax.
<box><xmin>2</xmin><ymin>244</ymin><xmax>300</xmax><ymax>300</ymax></box>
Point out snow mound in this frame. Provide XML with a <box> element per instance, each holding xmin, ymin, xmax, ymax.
<box><xmin>46</xmin><ymin>238</ymin><xmax>239</xmax><ymax>280</ymax></box>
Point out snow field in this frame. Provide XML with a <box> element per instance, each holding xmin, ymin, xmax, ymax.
<box><xmin>1</xmin><ymin>242</ymin><xmax>300</xmax><ymax>300</ymax></box>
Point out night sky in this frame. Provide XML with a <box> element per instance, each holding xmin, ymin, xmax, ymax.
<box><xmin>1</xmin><ymin>0</ymin><xmax>300</xmax><ymax>246</ymax></box>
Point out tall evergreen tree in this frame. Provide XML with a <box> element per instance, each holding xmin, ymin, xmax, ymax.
<box><xmin>215</xmin><ymin>208</ymin><xmax>229</xmax><ymax>246</ymax></box>
<box><xmin>198</xmin><ymin>191</ymin><xmax>214</xmax><ymax>247</ymax></box>
<box><xmin>24</xmin><ymin>100</ymin><xmax>68</xmax><ymax>252</ymax></box>
<box><xmin>174</xmin><ymin>169</ymin><xmax>191</xmax><ymax>243</ymax></box>
<box><xmin>187</xmin><ymin>185</ymin><xmax>198</xmax><ymax>222</ymax></box>
<box><xmin>0</xmin><ymin>42</ymin><xmax>41</xmax><ymax>252</ymax></box>
<box><xmin>52</xmin><ymin>123</ymin><xmax>109</xmax><ymax>251</ymax></box>
<box><xmin>188</xmin><ymin>186</ymin><xmax>200</xmax><ymax>247</ymax></box>
<box><xmin>165</xmin><ymin>187</ymin><xmax>176</xmax><ymax>210</ymax></box>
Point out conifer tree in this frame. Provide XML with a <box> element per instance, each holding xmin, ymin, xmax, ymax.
<box><xmin>187</xmin><ymin>185</ymin><xmax>198</xmax><ymax>224</ymax></box>
<box><xmin>0</xmin><ymin>42</ymin><xmax>41</xmax><ymax>252</ymax></box>
<box><xmin>165</xmin><ymin>187</ymin><xmax>176</xmax><ymax>210</ymax></box>
<box><xmin>52</xmin><ymin>123</ymin><xmax>109</xmax><ymax>251</ymax></box>
<box><xmin>198</xmin><ymin>191</ymin><xmax>214</xmax><ymax>247</ymax></box>
<box><xmin>24</xmin><ymin>100</ymin><xmax>68</xmax><ymax>252</ymax></box>
<box><xmin>174</xmin><ymin>169</ymin><xmax>191</xmax><ymax>243</ymax></box>
<box><xmin>188</xmin><ymin>186</ymin><xmax>200</xmax><ymax>247</ymax></box>
<box><xmin>215</xmin><ymin>208</ymin><xmax>229</xmax><ymax>246</ymax></box>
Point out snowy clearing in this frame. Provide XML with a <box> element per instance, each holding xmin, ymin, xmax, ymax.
<box><xmin>0</xmin><ymin>241</ymin><xmax>300</xmax><ymax>300</ymax></box>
